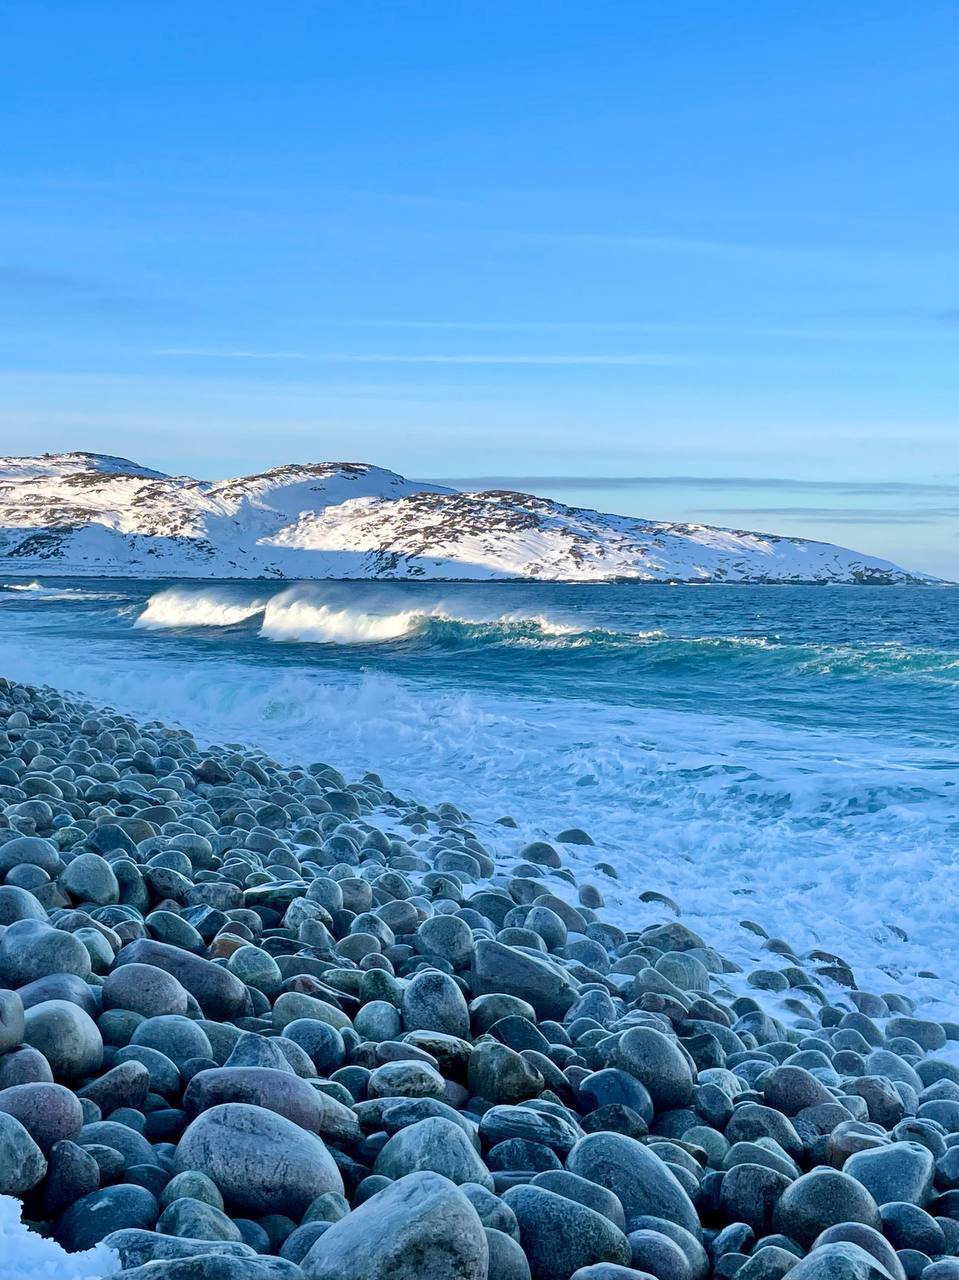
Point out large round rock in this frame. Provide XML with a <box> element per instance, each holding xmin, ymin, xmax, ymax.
<box><xmin>374</xmin><ymin>1116</ymin><xmax>494</xmax><ymax>1189</ymax></box>
<box><xmin>174</xmin><ymin>1102</ymin><xmax>343</xmax><ymax>1216</ymax></box>
<box><xmin>114</xmin><ymin>939</ymin><xmax>250</xmax><ymax>1020</ymax></box>
<box><xmin>402</xmin><ymin>969</ymin><xmax>471</xmax><ymax>1038</ymax></box>
<box><xmin>302</xmin><ymin>1171</ymin><xmax>488</xmax><ymax>1280</ymax></box>
<box><xmin>102</xmin><ymin>962</ymin><xmax>189</xmax><ymax>1019</ymax></box>
<box><xmin>22</xmin><ymin>999</ymin><xmax>103</xmax><ymax>1078</ymax></box>
<box><xmin>774</xmin><ymin>1168</ymin><xmax>881</xmax><ymax>1247</ymax></box>
<box><xmin>0</xmin><ymin>1111</ymin><xmax>47</xmax><ymax>1194</ymax></box>
<box><xmin>566</xmin><ymin>1131</ymin><xmax>700</xmax><ymax>1235</ymax></box>
<box><xmin>616</xmin><ymin>1027</ymin><xmax>694</xmax><ymax>1110</ymax></box>
<box><xmin>0</xmin><ymin>1081</ymin><xmax>84</xmax><ymax>1151</ymax></box>
<box><xmin>503</xmin><ymin>1184</ymin><xmax>632</xmax><ymax>1280</ymax></box>
<box><xmin>843</xmin><ymin>1141</ymin><xmax>935</xmax><ymax>1207</ymax></box>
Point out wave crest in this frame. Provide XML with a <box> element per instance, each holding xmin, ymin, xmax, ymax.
<box><xmin>135</xmin><ymin>589</ymin><xmax>267</xmax><ymax>630</ymax></box>
<box><xmin>135</xmin><ymin>586</ymin><xmax>590</xmax><ymax>647</ymax></box>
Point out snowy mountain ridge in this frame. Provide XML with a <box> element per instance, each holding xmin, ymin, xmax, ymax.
<box><xmin>0</xmin><ymin>451</ymin><xmax>937</xmax><ymax>583</ymax></box>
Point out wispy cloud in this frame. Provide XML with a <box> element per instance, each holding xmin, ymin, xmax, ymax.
<box><xmin>431</xmin><ymin>475</ymin><xmax>959</xmax><ymax>497</ymax></box>
<box><xmin>704</xmin><ymin>505</ymin><xmax>959</xmax><ymax>526</ymax></box>
<box><xmin>364</xmin><ymin>316</ymin><xmax>956</xmax><ymax>341</ymax></box>
<box><xmin>154</xmin><ymin>350</ymin><xmax>681</xmax><ymax>366</ymax></box>
<box><xmin>0</xmin><ymin>265</ymin><xmax>154</xmax><ymax>314</ymax></box>
<box><xmin>321</xmin><ymin>353</ymin><xmax>680</xmax><ymax>366</ymax></box>
<box><xmin>155</xmin><ymin>347</ymin><xmax>307</xmax><ymax>360</ymax></box>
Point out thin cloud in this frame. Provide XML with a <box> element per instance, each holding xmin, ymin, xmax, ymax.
<box><xmin>0</xmin><ymin>265</ymin><xmax>154</xmax><ymax>314</ymax></box>
<box><xmin>155</xmin><ymin>347</ymin><xmax>307</xmax><ymax>360</ymax></box>
<box><xmin>432</xmin><ymin>475</ymin><xmax>959</xmax><ymax>497</ymax></box>
<box><xmin>154</xmin><ymin>350</ymin><xmax>681</xmax><ymax>366</ymax></box>
<box><xmin>704</xmin><ymin>505</ymin><xmax>959</xmax><ymax>526</ymax></box>
<box><xmin>320</xmin><ymin>353</ymin><xmax>680</xmax><ymax>366</ymax></box>
<box><xmin>364</xmin><ymin>317</ymin><xmax>953</xmax><ymax>341</ymax></box>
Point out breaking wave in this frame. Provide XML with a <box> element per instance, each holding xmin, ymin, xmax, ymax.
<box><xmin>134</xmin><ymin>586</ymin><xmax>590</xmax><ymax>647</ymax></box>
<box><xmin>1</xmin><ymin>581</ymin><xmax>125</xmax><ymax>602</ymax></box>
<box><xmin>135</xmin><ymin>589</ymin><xmax>267</xmax><ymax>630</ymax></box>
<box><xmin>126</xmin><ymin>586</ymin><xmax>959</xmax><ymax>686</ymax></box>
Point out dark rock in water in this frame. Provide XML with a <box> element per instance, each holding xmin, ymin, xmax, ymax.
<box><xmin>174</xmin><ymin>1102</ymin><xmax>344</xmax><ymax>1216</ymax></box>
<box><xmin>300</xmin><ymin>1171</ymin><xmax>489</xmax><ymax>1280</ymax></box>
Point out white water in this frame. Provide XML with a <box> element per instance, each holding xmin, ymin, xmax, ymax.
<box><xmin>260</xmin><ymin>591</ymin><xmax>424</xmax><ymax>644</ymax></box>
<box><xmin>1</xmin><ymin>582</ymin><xmax>124</xmax><ymax>603</ymax></box>
<box><xmin>135</xmin><ymin>588</ymin><xmax>268</xmax><ymax>629</ymax></box>
<box><xmin>131</xmin><ymin>585</ymin><xmax>585</xmax><ymax>645</ymax></box>
<box><xmin>2</xmin><ymin>629</ymin><xmax>956</xmax><ymax>1023</ymax></box>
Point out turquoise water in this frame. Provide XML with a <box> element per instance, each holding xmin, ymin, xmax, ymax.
<box><xmin>2</xmin><ymin>576</ymin><xmax>958</xmax><ymax>1014</ymax></box>
<box><xmin>5</xmin><ymin>577</ymin><xmax>959</xmax><ymax>734</ymax></box>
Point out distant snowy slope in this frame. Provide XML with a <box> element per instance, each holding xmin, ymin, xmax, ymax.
<box><xmin>0</xmin><ymin>452</ymin><xmax>937</xmax><ymax>583</ymax></box>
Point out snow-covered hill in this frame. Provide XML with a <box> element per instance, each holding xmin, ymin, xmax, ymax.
<box><xmin>0</xmin><ymin>451</ymin><xmax>937</xmax><ymax>583</ymax></box>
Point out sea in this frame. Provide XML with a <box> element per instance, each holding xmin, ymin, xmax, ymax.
<box><xmin>2</xmin><ymin>576</ymin><xmax>958</xmax><ymax>1020</ymax></box>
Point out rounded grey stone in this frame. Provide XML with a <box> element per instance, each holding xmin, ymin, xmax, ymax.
<box><xmin>174</xmin><ymin>1102</ymin><xmax>343</xmax><ymax>1216</ymax></box>
<box><xmin>301</xmin><ymin>1171</ymin><xmax>489</xmax><ymax>1280</ymax></box>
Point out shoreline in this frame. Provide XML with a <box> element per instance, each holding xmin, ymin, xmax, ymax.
<box><xmin>1</xmin><ymin>675</ymin><xmax>958</xmax><ymax>1279</ymax></box>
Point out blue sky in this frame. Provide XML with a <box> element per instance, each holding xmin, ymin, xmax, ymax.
<box><xmin>2</xmin><ymin>2</ymin><xmax>957</xmax><ymax>575</ymax></box>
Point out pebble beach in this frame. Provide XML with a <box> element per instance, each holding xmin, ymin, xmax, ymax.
<box><xmin>2</xmin><ymin>674</ymin><xmax>959</xmax><ymax>1280</ymax></box>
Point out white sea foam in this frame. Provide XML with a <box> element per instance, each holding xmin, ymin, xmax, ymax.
<box><xmin>135</xmin><ymin>589</ymin><xmax>267</xmax><ymax>629</ymax></box>
<box><xmin>1</xmin><ymin>582</ymin><xmax>124</xmax><ymax>602</ymax></box>
<box><xmin>2</xmin><ymin>629</ymin><xmax>957</xmax><ymax>1024</ymax></box>
<box><xmin>135</xmin><ymin>585</ymin><xmax>590</xmax><ymax>646</ymax></box>
<box><xmin>259</xmin><ymin>592</ymin><xmax>423</xmax><ymax>643</ymax></box>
